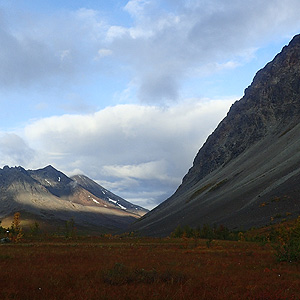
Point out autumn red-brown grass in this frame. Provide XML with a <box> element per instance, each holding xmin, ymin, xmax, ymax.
<box><xmin>0</xmin><ymin>236</ymin><xmax>300</xmax><ymax>300</ymax></box>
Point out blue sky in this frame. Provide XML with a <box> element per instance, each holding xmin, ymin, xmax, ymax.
<box><xmin>1</xmin><ymin>0</ymin><xmax>300</xmax><ymax>209</ymax></box>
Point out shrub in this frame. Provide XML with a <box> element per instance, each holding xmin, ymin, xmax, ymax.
<box><xmin>29</xmin><ymin>222</ymin><xmax>40</xmax><ymax>236</ymax></box>
<box><xmin>65</xmin><ymin>218</ymin><xmax>76</xmax><ymax>238</ymax></box>
<box><xmin>170</xmin><ymin>224</ymin><xmax>239</xmax><ymax>241</ymax></box>
<box><xmin>170</xmin><ymin>225</ymin><xmax>184</xmax><ymax>238</ymax></box>
<box><xmin>0</xmin><ymin>221</ymin><xmax>7</xmax><ymax>237</ymax></box>
<box><xmin>275</xmin><ymin>216</ymin><xmax>300</xmax><ymax>262</ymax></box>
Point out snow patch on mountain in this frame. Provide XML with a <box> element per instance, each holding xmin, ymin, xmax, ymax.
<box><xmin>108</xmin><ymin>198</ymin><xmax>117</xmax><ymax>204</ymax></box>
<box><xmin>92</xmin><ymin>198</ymin><xmax>100</xmax><ymax>204</ymax></box>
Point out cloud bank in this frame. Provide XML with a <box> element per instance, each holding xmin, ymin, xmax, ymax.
<box><xmin>18</xmin><ymin>98</ymin><xmax>233</xmax><ymax>209</ymax></box>
<box><xmin>0</xmin><ymin>133</ymin><xmax>36</xmax><ymax>167</ymax></box>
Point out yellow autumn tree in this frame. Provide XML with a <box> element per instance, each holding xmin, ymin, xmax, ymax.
<box><xmin>9</xmin><ymin>212</ymin><xmax>23</xmax><ymax>243</ymax></box>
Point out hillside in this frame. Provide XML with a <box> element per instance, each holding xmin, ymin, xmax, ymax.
<box><xmin>0</xmin><ymin>165</ymin><xmax>147</xmax><ymax>232</ymax></box>
<box><xmin>130</xmin><ymin>34</ymin><xmax>300</xmax><ymax>236</ymax></box>
<box><xmin>71</xmin><ymin>174</ymin><xmax>148</xmax><ymax>216</ymax></box>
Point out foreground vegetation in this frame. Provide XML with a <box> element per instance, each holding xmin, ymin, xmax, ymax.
<box><xmin>1</xmin><ymin>214</ymin><xmax>300</xmax><ymax>299</ymax></box>
<box><xmin>1</xmin><ymin>236</ymin><xmax>300</xmax><ymax>299</ymax></box>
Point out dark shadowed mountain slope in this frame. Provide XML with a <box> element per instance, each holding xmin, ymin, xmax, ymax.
<box><xmin>0</xmin><ymin>165</ymin><xmax>146</xmax><ymax>232</ymax></box>
<box><xmin>130</xmin><ymin>34</ymin><xmax>300</xmax><ymax>236</ymax></box>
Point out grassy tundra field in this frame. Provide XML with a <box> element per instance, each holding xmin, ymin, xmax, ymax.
<box><xmin>1</xmin><ymin>234</ymin><xmax>300</xmax><ymax>300</ymax></box>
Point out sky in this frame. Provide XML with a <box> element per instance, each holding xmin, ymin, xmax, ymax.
<box><xmin>0</xmin><ymin>0</ymin><xmax>300</xmax><ymax>209</ymax></box>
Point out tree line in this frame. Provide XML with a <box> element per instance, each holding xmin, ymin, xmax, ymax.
<box><xmin>170</xmin><ymin>224</ymin><xmax>241</xmax><ymax>241</ymax></box>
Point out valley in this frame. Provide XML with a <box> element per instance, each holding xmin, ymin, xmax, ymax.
<box><xmin>1</xmin><ymin>3</ymin><xmax>300</xmax><ymax>300</ymax></box>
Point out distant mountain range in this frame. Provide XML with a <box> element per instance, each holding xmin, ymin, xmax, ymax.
<box><xmin>0</xmin><ymin>165</ymin><xmax>148</xmax><ymax>233</ymax></box>
<box><xmin>130</xmin><ymin>34</ymin><xmax>300</xmax><ymax>236</ymax></box>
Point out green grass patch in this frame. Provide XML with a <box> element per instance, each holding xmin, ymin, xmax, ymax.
<box><xmin>209</xmin><ymin>179</ymin><xmax>228</xmax><ymax>192</ymax></box>
<box><xmin>186</xmin><ymin>182</ymin><xmax>214</xmax><ymax>203</ymax></box>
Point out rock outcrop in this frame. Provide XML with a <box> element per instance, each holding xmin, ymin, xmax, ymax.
<box><xmin>183</xmin><ymin>34</ymin><xmax>300</xmax><ymax>189</ymax></box>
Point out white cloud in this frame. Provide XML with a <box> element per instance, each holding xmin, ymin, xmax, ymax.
<box><xmin>102</xmin><ymin>160</ymin><xmax>169</xmax><ymax>181</ymax></box>
<box><xmin>21</xmin><ymin>98</ymin><xmax>235</xmax><ymax>209</ymax></box>
<box><xmin>97</xmin><ymin>48</ymin><xmax>113</xmax><ymax>58</ymax></box>
<box><xmin>124</xmin><ymin>0</ymin><xmax>151</xmax><ymax>17</ymax></box>
<box><xmin>106</xmin><ymin>26</ymin><xmax>128</xmax><ymax>41</ymax></box>
<box><xmin>0</xmin><ymin>7</ymin><xmax>108</xmax><ymax>89</ymax></box>
<box><xmin>0</xmin><ymin>133</ymin><xmax>36</xmax><ymax>167</ymax></box>
<box><xmin>108</xmin><ymin>0</ymin><xmax>300</xmax><ymax>102</ymax></box>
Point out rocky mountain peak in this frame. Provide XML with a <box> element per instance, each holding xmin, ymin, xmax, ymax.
<box><xmin>42</xmin><ymin>165</ymin><xmax>57</xmax><ymax>171</ymax></box>
<box><xmin>28</xmin><ymin>166</ymin><xmax>73</xmax><ymax>198</ymax></box>
<box><xmin>0</xmin><ymin>165</ymin><xmax>33</xmax><ymax>186</ymax></box>
<box><xmin>181</xmin><ymin>34</ymin><xmax>300</xmax><ymax>189</ymax></box>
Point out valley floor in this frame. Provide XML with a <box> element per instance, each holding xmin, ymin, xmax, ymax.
<box><xmin>0</xmin><ymin>237</ymin><xmax>300</xmax><ymax>299</ymax></box>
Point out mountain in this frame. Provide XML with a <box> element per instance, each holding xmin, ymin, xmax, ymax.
<box><xmin>131</xmin><ymin>34</ymin><xmax>300</xmax><ymax>236</ymax></box>
<box><xmin>71</xmin><ymin>175</ymin><xmax>148</xmax><ymax>216</ymax></box>
<box><xmin>0</xmin><ymin>165</ymin><xmax>147</xmax><ymax>233</ymax></box>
